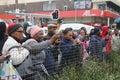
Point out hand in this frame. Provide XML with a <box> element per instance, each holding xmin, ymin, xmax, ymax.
<box><xmin>49</xmin><ymin>34</ymin><xmax>60</xmax><ymax>44</ymax></box>
<box><xmin>2</xmin><ymin>53</ymin><xmax>10</xmax><ymax>60</ymax></box>
<box><xmin>0</xmin><ymin>56</ymin><xmax>4</xmax><ymax>62</ymax></box>
<box><xmin>73</xmin><ymin>38</ymin><xmax>80</xmax><ymax>45</ymax></box>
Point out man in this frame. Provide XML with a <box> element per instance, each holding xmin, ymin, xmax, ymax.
<box><xmin>44</xmin><ymin>24</ymin><xmax>57</xmax><ymax>40</ymax></box>
<box><xmin>89</xmin><ymin>28</ymin><xmax>108</xmax><ymax>62</ymax></box>
<box><xmin>112</xmin><ymin>29</ymin><xmax>120</xmax><ymax>51</ymax></box>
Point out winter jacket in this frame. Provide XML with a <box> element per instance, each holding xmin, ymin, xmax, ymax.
<box><xmin>112</xmin><ymin>34</ymin><xmax>120</xmax><ymax>51</ymax></box>
<box><xmin>2</xmin><ymin>36</ymin><xmax>30</xmax><ymax>65</ymax></box>
<box><xmin>2</xmin><ymin>36</ymin><xmax>33</xmax><ymax>77</ymax></box>
<box><xmin>43</xmin><ymin>48</ymin><xmax>56</xmax><ymax>75</ymax></box>
<box><xmin>104</xmin><ymin>36</ymin><xmax>111</xmax><ymax>54</ymax></box>
<box><xmin>60</xmin><ymin>38</ymin><xmax>76</xmax><ymax>67</ymax></box>
<box><xmin>89</xmin><ymin>35</ymin><xmax>108</xmax><ymax>59</ymax></box>
<box><xmin>101</xmin><ymin>25</ymin><xmax>111</xmax><ymax>54</ymax></box>
<box><xmin>23</xmin><ymin>39</ymin><xmax>55</xmax><ymax>75</ymax></box>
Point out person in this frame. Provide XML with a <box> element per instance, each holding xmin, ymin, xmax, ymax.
<box><xmin>44</xmin><ymin>24</ymin><xmax>57</xmax><ymax>40</ymax></box>
<box><xmin>0</xmin><ymin>22</ymin><xmax>9</xmax><ymax>63</ymax></box>
<box><xmin>2</xmin><ymin>23</ymin><xmax>38</xmax><ymax>80</ymax></box>
<box><xmin>89</xmin><ymin>28</ymin><xmax>94</xmax><ymax>37</ymax></box>
<box><xmin>101</xmin><ymin>25</ymin><xmax>112</xmax><ymax>61</ymax></box>
<box><xmin>59</xmin><ymin>28</ymin><xmax>79</xmax><ymax>67</ymax></box>
<box><xmin>20</xmin><ymin>21</ymin><xmax>32</xmax><ymax>43</ymax></box>
<box><xmin>112</xmin><ymin>29</ymin><xmax>120</xmax><ymax>51</ymax></box>
<box><xmin>78</xmin><ymin>27</ymin><xmax>87</xmax><ymax>41</ymax></box>
<box><xmin>23</xmin><ymin>21</ymin><xmax>32</xmax><ymax>36</ymax></box>
<box><xmin>89</xmin><ymin>27</ymin><xmax>108</xmax><ymax>62</ymax></box>
<box><xmin>23</xmin><ymin>26</ymin><xmax>59</xmax><ymax>77</ymax></box>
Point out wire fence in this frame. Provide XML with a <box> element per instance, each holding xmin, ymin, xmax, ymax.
<box><xmin>0</xmin><ymin>44</ymin><xmax>84</xmax><ymax>80</ymax></box>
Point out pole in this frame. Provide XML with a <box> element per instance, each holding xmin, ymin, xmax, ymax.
<box><xmin>15</xmin><ymin>0</ymin><xmax>19</xmax><ymax>23</ymax></box>
<box><xmin>75</xmin><ymin>8</ymin><xmax>77</xmax><ymax>22</ymax></box>
<box><xmin>107</xmin><ymin>17</ymin><xmax>110</xmax><ymax>26</ymax></box>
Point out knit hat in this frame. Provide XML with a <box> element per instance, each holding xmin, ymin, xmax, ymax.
<box><xmin>23</xmin><ymin>21</ymin><xmax>32</xmax><ymax>28</ymax></box>
<box><xmin>30</xmin><ymin>26</ymin><xmax>42</xmax><ymax>37</ymax></box>
<box><xmin>7</xmin><ymin>23</ymin><xmax>22</xmax><ymax>36</ymax></box>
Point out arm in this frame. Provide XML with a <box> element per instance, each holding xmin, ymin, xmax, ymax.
<box><xmin>9</xmin><ymin>47</ymin><xmax>30</xmax><ymax>65</ymax></box>
<box><xmin>27</xmin><ymin>40</ymin><xmax>51</xmax><ymax>50</ymax></box>
<box><xmin>0</xmin><ymin>56</ymin><xmax>4</xmax><ymax>62</ymax></box>
<box><xmin>90</xmin><ymin>39</ymin><xmax>98</xmax><ymax>55</ymax></box>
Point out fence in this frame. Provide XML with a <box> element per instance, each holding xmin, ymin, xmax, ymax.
<box><xmin>0</xmin><ymin>44</ymin><xmax>84</xmax><ymax>80</ymax></box>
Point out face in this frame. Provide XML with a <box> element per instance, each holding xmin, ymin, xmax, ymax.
<box><xmin>11</xmin><ymin>27</ymin><xmax>24</xmax><ymax>40</ymax></box>
<box><xmin>64</xmin><ymin>31</ymin><xmax>73</xmax><ymax>40</ymax></box>
<box><xmin>80</xmin><ymin>29</ymin><xmax>86</xmax><ymax>36</ymax></box>
<box><xmin>48</xmin><ymin>27</ymin><xmax>56</xmax><ymax>34</ymax></box>
<box><xmin>34</xmin><ymin>31</ymin><xmax>44</xmax><ymax>42</ymax></box>
<box><xmin>114</xmin><ymin>30</ymin><xmax>119</xmax><ymax>35</ymax></box>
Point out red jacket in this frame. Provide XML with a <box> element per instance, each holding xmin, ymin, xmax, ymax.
<box><xmin>105</xmin><ymin>36</ymin><xmax>112</xmax><ymax>54</ymax></box>
<box><xmin>101</xmin><ymin>25</ymin><xmax>112</xmax><ymax>54</ymax></box>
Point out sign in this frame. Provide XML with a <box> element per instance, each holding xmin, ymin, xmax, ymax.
<box><xmin>82</xmin><ymin>10</ymin><xmax>96</xmax><ymax>16</ymax></box>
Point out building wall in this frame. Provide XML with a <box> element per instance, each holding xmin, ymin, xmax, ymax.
<box><xmin>0</xmin><ymin>0</ymin><xmax>120</xmax><ymax>14</ymax></box>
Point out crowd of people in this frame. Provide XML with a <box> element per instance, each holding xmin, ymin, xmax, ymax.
<box><xmin>0</xmin><ymin>21</ymin><xmax>120</xmax><ymax>80</ymax></box>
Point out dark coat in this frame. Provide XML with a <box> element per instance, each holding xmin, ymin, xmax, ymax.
<box><xmin>89</xmin><ymin>35</ymin><xmax>108</xmax><ymax>59</ymax></box>
<box><xmin>59</xmin><ymin>38</ymin><xmax>76</xmax><ymax>67</ymax></box>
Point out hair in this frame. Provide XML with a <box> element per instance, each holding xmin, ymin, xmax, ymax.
<box><xmin>0</xmin><ymin>22</ymin><xmax>6</xmax><ymax>40</ymax></box>
<box><xmin>62</xmin><ymin>28</ymin><xmax>72</xmax><ymax>35</ymax></box>
<box><xmin>79</xmin><ymin>27</ymin><xmax>87</xmax><ymax>35</ymax></box>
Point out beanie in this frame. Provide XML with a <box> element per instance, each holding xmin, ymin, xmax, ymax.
<box><xmin>7</xmin><ymin>23</ymin><xmax>22</xmax><ymax>36</ymax></box>
<box><xmin>30</xmin><ymin>26</ymin><xmax>42</xmax><ymax>37</ymax></box>
<box><xmin>23</xmin><ymin>21</ymin><xmax>32</xmax><ymax>28</ymax></box>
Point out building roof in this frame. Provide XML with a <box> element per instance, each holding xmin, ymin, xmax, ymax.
<box><xmin>93</xmin><ymin>0</ymin><xmax>120</xmax><ymax>6</ymax></box>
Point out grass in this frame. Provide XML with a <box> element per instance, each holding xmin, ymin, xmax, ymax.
<box><xmin>48</xmin><ymin>51</ymin><xmax>120</xmax><ymax>80</ymax></box>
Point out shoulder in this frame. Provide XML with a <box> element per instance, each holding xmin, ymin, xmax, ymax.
<box><xmin>2</xmin><ymin>37</ymin><xmax>19</xmax><ymax>52</ymax></box>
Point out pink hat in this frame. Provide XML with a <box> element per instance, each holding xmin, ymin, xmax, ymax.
<box><xmin>30</xmin><ymin>26</ymin><xmax>42</xmax><ymax>37</ymax></box>
<box><xmin>73</xmin><ymin>32</ymin><xmax>78</xmax><ymax>35</ymax></box>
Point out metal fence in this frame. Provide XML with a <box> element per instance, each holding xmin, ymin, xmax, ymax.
<box><xmin>0</xmin><ymin>44</ymin><xmax>84</xmax><ymax>80</ymax></box>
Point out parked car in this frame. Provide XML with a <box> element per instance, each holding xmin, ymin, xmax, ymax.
<box><xmin>58</xmin><ymin>23</ymin><xmax>94</xmax><ymax>34</ymax></box>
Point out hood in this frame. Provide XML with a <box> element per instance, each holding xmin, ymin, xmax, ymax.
<box><xmin>101</xmin><ymin>25</ymin><xmax>109</xmax><ymax>38</ymax></box>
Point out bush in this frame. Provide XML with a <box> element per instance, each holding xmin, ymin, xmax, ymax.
<box><xmin>47</xmin><ymin>51</ymin><xmax>120</xmax><ymax>80</ymax></box>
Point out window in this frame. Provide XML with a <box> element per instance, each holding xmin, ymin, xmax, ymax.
<box><xmin>43</xmin><ymin>1</ymin><xmax>56</xmax><ymax>11</ymax></box>
<box><xmin>74</xmin><ymin>0</ymin><xmax>92</xmax><ymax>9</ymax></box>
<box><xmin>98</xmin><ymin>4</ymin><xmax>106</xmax><ymax>10</ymax></box>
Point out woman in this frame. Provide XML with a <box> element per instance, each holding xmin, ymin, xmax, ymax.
<box><xmin>2</xmin><ymin>23</ymin><xmax>36</xmax><ymax>80</ymax></box>
<box><xmin>78</xmin><ymin>27</ymin><xmax>87</xmax><ymax>41</ymax></box>
<box><xmin>23</xmin><ymin>26</ymin><xmax>58</xmax><ymax>76</ymax></box>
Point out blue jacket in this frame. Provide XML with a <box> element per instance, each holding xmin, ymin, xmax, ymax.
<box><xmin>89</xmin><ymin>35</ymin><xmax>107</xmax><ymax>58</ymax></box>
<box><xmin>60</xmin><ymin>38</ymin><xmax>75</xmax><ymax>67</ymax></box>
